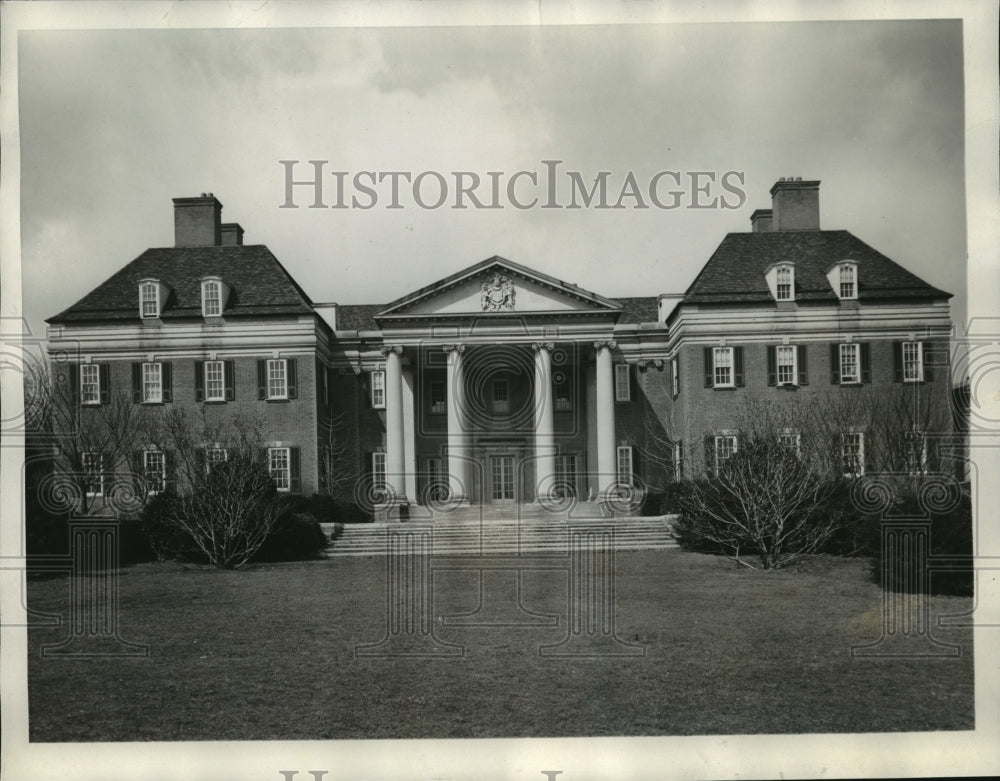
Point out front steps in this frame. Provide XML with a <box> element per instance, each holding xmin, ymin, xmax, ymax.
<box><xmin>324</xmin><ymin>506</ymin><xmax>679</xmax><ymax>557</ymax></box>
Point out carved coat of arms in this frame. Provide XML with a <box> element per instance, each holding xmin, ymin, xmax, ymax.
<box><xmin>480</xmin><ymin>273</ymin><xmax>515</xmax><ymax>312</ymax></box>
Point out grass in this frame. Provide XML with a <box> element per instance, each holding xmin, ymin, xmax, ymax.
<box><xmin>26</xmin><ymin>550</ymin><xmax>974</xmax><ymax>741</ymax></box>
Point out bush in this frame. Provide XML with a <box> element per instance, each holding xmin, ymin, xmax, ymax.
<box><xmin>278</xmin><ymin>494</ymin><xmax>371</xmax><ymax>524</ymax></box>
<box><xmin>638</xmin><ymin>489</ymin><xmax>666</xmax><ymax>516</ymax></box>
<box><xmin>253</xmin><ymin>511</ymin><xmax>328</xmax><ymax>562</ymax></box>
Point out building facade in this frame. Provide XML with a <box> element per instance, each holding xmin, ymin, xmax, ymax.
<box><xmin>46</xmin><ymin>179</ymin><xmax>954</xmax><ymax>517</ymax></box>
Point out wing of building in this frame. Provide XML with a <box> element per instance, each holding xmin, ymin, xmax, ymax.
<box><xmin>46</xmin><ymin>179</ymin><xmax>954</xmax><ymax>518</ymax></box>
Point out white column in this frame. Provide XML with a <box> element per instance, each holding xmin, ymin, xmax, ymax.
<box><xmin>533</xmin><ymin>341</ymin><xmax>556</xmax><ymax>501</ymax></box>
<box><xmin>595</xmin><ymin>340</ymin><xmax>617</xmax><ymax>496</ymax></box>
<box><xmin>382</xmin><ymin>345</ymin><xmax>407</xmax><ymax>503</ymax></box>
<box><xmin>401</xmin><ymin>366</ymin><xmax>417</xmax><ymax>504</ymax></box>
<box><xmin>444</xmin><ymin>344</ymin><xmax>469</xmax><ymax>504</ymax></box>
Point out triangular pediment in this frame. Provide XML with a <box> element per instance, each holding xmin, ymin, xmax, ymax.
<box><xmin>376</xmin><ymin>256</ymin><xmax>622</xmax><ymax>319</ymax></box>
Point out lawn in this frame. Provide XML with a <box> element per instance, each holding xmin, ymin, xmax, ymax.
<box><xmin>26</xmin><ymin>550</ymin><xmax>974</xmax><ymax>741</ymax></box>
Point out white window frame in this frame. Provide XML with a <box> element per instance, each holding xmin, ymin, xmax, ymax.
<box><xmin>671</xmin><ymin>357</ymin><xmax>679</xmax><ymax>397</ymax></box>
<box><xmin>616</xmin><ymin>445</ymin><xmax>634</xmax><ymax>487</ymax></box>
<box><xmin>202</xmin><ymin>279</ymin><xmax>222</xmax><ymax>317</ymax></box>
<box><xmin>142</xmin><ymin>362</ymin><xmax>163</xmax><ymax>403</ymax></box>
<box><xmin>713</xmin><ymin>347</ymin><xmax>734</xmax><ymax>388</ymax></box>
<box><xmin>492</xmin><ymin>378</ymin><xmax>510</xmax><ymax>414</ymax></box>
<box><xmin>143</xmin><ymin>450</ymin><xmax>166</xmax><ymax>494</ymax></box>
<box><xmin>839</xmin><ymin>264</ymin><xmax>856</xmax><ymax>299</ymax></box>
<box><xmin>614</xmin><ymin>364</ymin><xmax>631</xmax><ymax>402</ymax></box>
<box><xmin>839</xmin><ymin>343</ymin><xmax>860</xmax><ymax>384</ymax></box>
<box><xmin>554</xmin><ymin>454</ymin><xmax>578</xmax><ymax>496</ymax></box>
<box><xmin>902</xmin><ymin>341</ymin><xmax>924</xmax><ymax>383</ymax></box>
<box><xmin>904</xmin><ymin>431</ymin><xmax>928</xmax><ymax>475</ymax></box>
<box><xmin>714</xmin><ymin>435</ymin><xmax>737</xmax><ymax>475</ymax></box>
<box><xmin>80</xmin><ymin>364</ymin><xmax>101</xmax><ymax>405</ymax></box>
<box><xmin>268</xmin><ymin>447</ymin><xmax>291</xmax><ymax>492</ymax></box>
<box><xmin>370</xmin><ymin>370</ymin><xmax>386</xmax><ymax>409</ymax></box>
<box><xmin>779</xmin><ymin>431</ymin><xmax>801</xmax><ymax>457</ymax></box>
<box><xmin>372</xmin><ymin>452</ymin><xmax>387</xmax><ymax>493</ymax></box>
<box><xmin>205</xmin><ymin>447</ymin><xmax>228</xmax><ymax>474</ymax></box>
<box><xmin>204</xmin><ymin>360</ymin><xmax>225</xmax><ymax>402</ymax></box>
<box><xmin>776</xmin><ymin>265</ymin><xmax>793</xmax><ymax>301</ymax></box>
<box><xmin>841</xmin><ymin>432</ymin><xmax>865</xmax><ymax>477</ymax></box>
<box><xmin>82</xmin><ymin>452</ymin><xmax>104</xmax><ymax>496</ymax></box>
<box><xmin>776</xmin><ymin>345</ymin><xmax>797</xmax><ymax>386</ymax></box>
<box><xmin>267</xmin><ymin>359</ymin><xmax>288</xmax><ymax>400</ymax></box>
<box><xmin>140</xmin><ymin>282</ymin><xmax>159</xmax><ymax>318</ymax></box>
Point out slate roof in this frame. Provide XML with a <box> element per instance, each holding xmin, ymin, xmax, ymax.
<box><xmin>683</xmin><ymin>230</ymin><xmax>951</xmax><ymax>304</ymax></box>
<box><xmin>336</xmin><ymin>304</ymin><xmax>383</xmax><ymax>332</ymax></box>
<box><xmin>47</xmin><ymin>245</ymin><xmax>315</xmax><ymax>323</ymax></box>
<box><xmin>614</xmin><ymin>297</ymin><xmax>659</xmax><ymax>324</ymax></box>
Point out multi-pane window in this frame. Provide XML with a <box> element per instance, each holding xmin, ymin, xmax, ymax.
<box><xmin>372</xmin><ymin>452</ymin><xmax>387</xmax><ymax>493</ymax></box>
<box><xmin>80</xmin><ymin>364</ymin><xmax>101</xmax><ymax>405</ymax></box>
<box><xmin>492</xmin><ymin>379</ymin><xmax>510</xmax><ymax>414</ymax></box>
<box><xmin>144</xmin><ymin>450</ymin><xmax>166</xmax><ymax>494</ymax></box>
<box><xmin>713</xmin><ymin>347</ymin><xmax>734</xmax><ymax>388</ymax></box>
<box><xmin>370</xmin><ymin>370</ymin><xmax>385</xmax><ymax>409</ymax></box>
<box><xmin>202</xmin><ymin>280</ymin><xmax>222</xmax><ymax>317</ymax></box>
<box><xmin>140</xmin><ymin>282</ymin><xmax>159</xmax><ymax>318</ymax></box>
<box><xmin>614</xmin><ymin>364</ymin><xmax>631</xmax><ymax>402</ymax></box>
<box><xmin>204</xmin><ymin>360</ymin><xmax>225</xmax><ymax>401</ymax></box>
<box><xmin>671</xmin><ymin>357</ymin><xmax>679</xmax><ymax>398</ymax></box>
<box><xmin>554</xmin><ymin>454</ymin><xmax>577</xmax><ymax>496</ymax></box>
<box><xmin>779</xmin><ymin>432</ymin><xmax>801</xmax><ymax>457</ymax></box>
<box><xmin>839</xmin><ymin>264</ymin><xmax>856</xmax><ymax>299</ymax></box>
<box><xmin>267</xmin><ymin>359</ymin><xmax>288</xmax><ymax>400</ymax></box>
<box><xmin>268</xmin><ymin>447</ymin><xmax>291</xmax><ymax>492</ymax></box>
<box><xmin>714</xmin><ymin>435</ymin><xmax>737</xmax><ymax>475</ymax></box>
<box><xmin>673</xmin><ymin>440</ymin><xmax>683</xmax><ymax>480</ymax></box>
<box><xmin>776</xmin><ymin>346</ymin><xmax>797</xmax><ymax>385</ymax></box>
<box><xmin>82</xmin><ymin>452</ymin><xmax>104</xmax><ymax>496</ymax></box>
<box><xmin>429</xmin><ymin>381</ymin><xmax>446</xmax><ymax>414</ymax></box>
<box><xmin>903</xmin><ymin>342</ymin><xmax>924</xmax><ymax>382</ymax></box>
<box><xmin>205</xmin><ymin>448</ymin><xmax>228</xmax><ymax>473</ymax></box>
<box><xmin>839</xmin><ymin>344</ymin><xmax>860</xmax><ymax>383</ymax></box>
<box><xmin>841</xmin><ymin>433</ymin><xmax>865</xmax><ymax>477</ymax></box>
<box><xmin>904</xmin><ymin>431</ymin><xmax>927</xmax><ymax>475</ymax></box>
<box><xmin>142</xmin><ymin>362</ymin><xmax>162</xmax><ymax>403</ymax></box>
<box><xmin>616</xmin><ymin>445</ymin><xmax>634</xmax><ymax>487</ymax></box>
<box><xmin>776</xmin><ymin>266</ymin><xmax>793</xmax><ymax>301</ymax></box>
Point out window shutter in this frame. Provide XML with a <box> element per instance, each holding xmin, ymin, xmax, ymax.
<box><xmin>287</xmin><ymin>359</ymin><xmax>298</xmax><ymax>399</ymax></box>
<box><xmin>131</xmin><ymin>363</ymin><xmax>142</xmax><ymax>403</ymax></box>
<box><xmin>194</xmin><ymin>361</ymin><xmax>205</xmax><ymax>402</ymax></box>
<box><xmin>98</xmin><ymin>364</ymin><xmax>110</xmax><ymax>405</ymax></box>
<box><xmin>860</xmin><ymin>343</ymin><xmax>872</xmax><ymax>384</ymax></box>
<box><xmin>926</xmin><ymin>436</ymin><xmax>940</xmax><ymax>472</ymax></box>
<box><xmin>733</xmin><ymin>347</ymin><xmax>744</xmax><ymax>387</ymax></box>
<box><xmin>766</xmin><ymin>346</ymin><xmax>777</xmax><ymax>386</ymax></box>
<box><xmin>703</xmin><ymin>347</ymin><xmax>713</xmax><ymax>388</ymax></box>
<box><xmin>797</xmin><ymin>345</ymin><xmax>809</xmax><ymax>386</ymax></box>
<box><xmin>224</xmin><ymin>360</ymin><xmax>236</xmax><ymax>401</ymax></box>
<box><xmin>195</xmin><ymin>448</ymin><xmax>206</xmax><ymax>478</ymax></box>
<box><xmin>164</xmin><ymin>450</ymin><xmax>175</xmax><ymax>491</ymax></box>
<box><xmin>290</xmin><ymin>447</ymin><xmax>301</xmax><ymax>493</ymax></box>
<box><xmin>829</xmin><ymin>344</ymin><xmax>840</xmax><ymax>385</ymax></box>
<box><xmin>704</xmin><ymin>436</ymin><xmax>714</xmax><ymax>476</ymax></box>
<box><xmin>672</xmin><ymin>359</ymin><xmax>680</xmax><ymax>399</ymax></box>
<box><xmin>162</xmin><ymin>362</ymin><xmax>173</xmax><ymax>403</ymax></box>
<box><xmin>257</xmin><ymin>360</ymin><xmax>267</xmax><ymax>400</ymax></box>
<box><xmin>893</xmin><ymin>342</ymin><xmax>903</xmax><ymax>383</ymax></box>
<box><xmin>923</xmin><ymin>343</ymin><xmax>934</xmax><ymax>382</ymax></box>
<box><xmin>69</xmin><ymin>364</ymin><xmax>79</xmax><ymax>405</ymax></box>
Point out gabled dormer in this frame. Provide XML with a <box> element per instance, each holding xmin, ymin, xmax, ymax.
<box><xmin>826</xmin><ymin>260</ymin><xmax>858</xmax><ymax>301</ymax></box>
<box><xmin>764</xmin><ymin>262</ymin><xmax>795</xmax><ymax>302</ymax></box>
<box><xmin>138</xmin><ymin>278</ymin><xmax>169</xmax><ymax>319</ymax></box>
<box><xmin>201</xmin><ymin>276</ymin><xmax>231</xmax><ymax>318</ymax></box>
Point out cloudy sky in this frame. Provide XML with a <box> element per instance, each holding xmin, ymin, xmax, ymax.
<box><xmin>18</xmin><ymin>20</ymin><xmax>966</xmax><ymax>336</ymax></box>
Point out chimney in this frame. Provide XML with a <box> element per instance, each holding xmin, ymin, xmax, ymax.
<box><xmin>750</xmin><ymin>208</ymin><xmax>773</xmax><ymax>233</ymax></box>
<box><xmin>172</xmin><ymin>193</ymin><xmax>223</xmax><ymax>247</ymax></box>
<box><xmin>220</xmin><ymin>223</ymin><xmax>244</xmax><ymax>246</ymax></box>
<box><xmin>770</xmin><ymin>177</ymin><xmax>820</xmax><ymax>231</ymax></box>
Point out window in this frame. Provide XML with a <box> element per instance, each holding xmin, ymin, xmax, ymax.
<box><xmin>370</xmin><ymin>370</ymin><xmax>385</xmax><ymax>409</ymax></box>
<box><xmin>904</xmin><ymin>431</ymin><xmax>927</xmax><ymax>475</ymax></box>
<box><xmin>616</xmin><ymin>445</ymin><xmax>634</xmax><ymax>487</ymax></box>
<box><xmin>671</xmin><ymin>357</ymin><xmax>679</xmax><ymax>398</ymax></box>
<box><xmin>776</xmin><ymin>265</ymin><xmax>793</xmax><ymax>301</ymax></box>
<box><xmin>205</xmin><ymin>448</ymin><xmax>228</xmax><ymax>473</ymax></box>
<box><xmin>140</xmin><ymin>282</ymin><xmax>159</xmax><ymax>318</ymax></box>
<box><xmin>714</xmin><ymin>435</ymin><xmax>737</xmax><ymax>475</ymax></box>
<box><xmin>554</xmin><ymin>454</ymin><xmax>578</xmax><ymax>497</ymax></box>
<box><xmin>614</xmin><ymin>364</ymin><xmax>631</xmax><ymax>402</ymax></box>
<box><xmin>841</xmin><ymin>433</ymin><xmax>865</xmax><ymax>477</ymax></box>
<box><xmin>776</xmin><ymin>346</ymin><xmax>797</xmax><ymax>385</ymax></box>
<box><xmin>779</xmin><ymin>432</ymin><xmax>801</xmax><ymax>457</ymax></box>
<box><xmin>673</xmin><ymin>440</ymin><xmax>683</xmax><ymax>480</ymax></box>
<box><xmin>372</xmin><ymin>452</ymin><xmax>387</xmax><ymax>493</ymax></box>
<box><xmin>492</xmin><ymin>379</ymin><xmax>510</xmax><ymax>414</ymax></box>
<box><xmin>144</xmin><ymin>450</ymin><xmax>166</xmax><ymax>494</ymax></box>
<box><xmin>142</xmin><ymin>362</ymin><xmax>162</xmax><ymax>403</ymax></box>
<box><xmin>267</xmin><ymin>359</ymin><xmax>288</xmax><ymax>400</ymax></box>
<box><xmin>902</xmin><ymin>342</ymin><xmax>924</xmax><ymax>382</ymax></box>
<box><xmin>202</xmin><ymin>279</ymin><xmax>222</xmax><ymax>317</ymax></box>
<box><xmin>80</xmin><ymin>364</ymin><xmax>101</xmax><ymax>405</ymax></box>
<box><xmin>839</xmin><ymin>264</ymin><xmax>856</xmax><ymax>299</ymax></box>
<box><xmin>713</xmin><ymin>347</ymin><xmax>733</xmax><ymax>388</ymax></box>
<box><xmin>82</xmin><ymin>452</ymin><xmax>104</xmax><ymax>496</ymax></box>
<box><xmin>554</xmin><ymin>372</ymin><xmax>572</xmax><ymax>411</ymax></box>
<box><xmin>839</xmin><ymin>344</ymin><xmax>859</xmax><ymax>384</ymax></box>
<box><xmin>268</xmin><ymin>447</ymin><xmax>291</xmax><ymax>492</ymax></box>
<box><xmin>429</xmin><ymin>381</ymin><xmax>446</xmax><ymax>414</ymax></box>
<box><xmin>204</xmin><ymin>360</ymin><xmax>225</xmax><ymax>401</ymax></box>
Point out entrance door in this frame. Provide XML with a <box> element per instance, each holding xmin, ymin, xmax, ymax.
<box><xmin>490</xmin><ymin>454</ymin><xmax>516</xmax><ymax>504</ymax></box>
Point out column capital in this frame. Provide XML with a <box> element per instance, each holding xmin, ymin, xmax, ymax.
<box><xmin>441</xmin><ymin>343</ymin><xmax>466</xmax><ymax>354</ymax></box>
<box><xmin>531</xmin><ymin>341</ymin><xmax>555</xmax><ymax>352</ymax></box>
<box><xmin>594</xmin><ymin>339</ymin><xmax>617</xmax><ymax>351</ymax></box>
<box><xmin>380</xmin><ymin>344</ymin><xmax>404</xmax><ymax>357</ymax></box>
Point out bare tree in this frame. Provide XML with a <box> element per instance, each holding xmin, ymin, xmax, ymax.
<box><xmin>318</xmin><ymin>411</ymin><xmax>354</xmax><ymax>498</ymax></box>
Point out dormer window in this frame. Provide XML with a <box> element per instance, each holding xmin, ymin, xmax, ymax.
<box><xmin>839</xmin><ymin>264</ymin><xmax>856</xmax><ymax>299</ymax></box>
<box><xmin>200</xmin><ymin>277</ymin><xmax>230</xmax><ymax>318</ymax></box>
<box><xmin>775</xmin><ymin>266</ymin><xmax>793</xmax><ymax>301</ymax></box>
<box><xmin>138</xmin><ymin>278</ymin><xmax>167</xmax><ymax>318</ymax></box>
